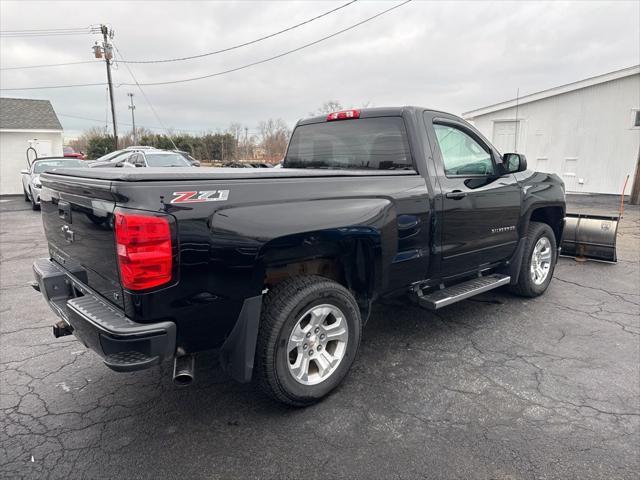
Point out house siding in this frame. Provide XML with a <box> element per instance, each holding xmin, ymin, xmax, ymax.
<box><xmin>0</xmin><ymin>131</ymin><xmax>63</xmax><ymax>195</ymax></box>
<box><xmin>467</xmin><ymin>73</ymin><xmax>640</xmax><ymax>194</ymax></box>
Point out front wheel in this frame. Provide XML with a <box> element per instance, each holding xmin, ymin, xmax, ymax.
<box><xmin>254</xmin><ymin>275</ymin><xmax>362</xmax><ymax>407</ymax></box>
<box><xmin>510</xmin><ymin>221</ymin><xmax>557</xmax><ymax>297</ymax></box>
<box><xmin>30</xmin><ymin>188</ymin><xmax>39</xmax><ymax>211</ymax></box>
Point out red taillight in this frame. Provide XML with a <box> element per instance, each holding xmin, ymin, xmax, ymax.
<box><xmin>114</xmin><ymin>212</ymin><xmax>173</xmax><ymax>291</ymax></box>
<box><xmin>326</xmin><ymin>109</ymin><xmax>360</xmax><ymax>121</ymax></box>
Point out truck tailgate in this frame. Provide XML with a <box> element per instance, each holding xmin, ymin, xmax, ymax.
<box><xmin>40</xmin><ymin>175</ymin><xmax>124</xmax><ymax>308</ymax></box>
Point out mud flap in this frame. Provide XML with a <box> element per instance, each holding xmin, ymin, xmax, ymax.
<box><xmin>560</xmin><ymin>214</ymin><xmax>619</xmax><ymax>263</ymax></box>
<box><xmin>219</xmin><ymin>295</ymin><xmax>263</xmax><ymax>383</ymax></box>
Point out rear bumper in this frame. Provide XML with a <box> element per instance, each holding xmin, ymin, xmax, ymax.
<box><xmin>33</xmin><ymin>258</ymin><xmax>176</xmax><ymax>372</ymax></box>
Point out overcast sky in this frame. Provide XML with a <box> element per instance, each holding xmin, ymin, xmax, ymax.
<box><xmin>1</xmin><ymin>0</ymin><xmax>638</xmax><ymax>139</ymax></box>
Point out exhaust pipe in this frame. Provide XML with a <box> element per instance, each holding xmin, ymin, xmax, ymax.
<box><xmin>173</xmin><ymin>354</ymin><xmax>195</xmax><ymax>387</ymax></box>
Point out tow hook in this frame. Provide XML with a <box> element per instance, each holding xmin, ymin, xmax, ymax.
<box><xmin>52</xmin><ymin>320</ymin><xmax>73</xmax><ymax>338</ymax></box>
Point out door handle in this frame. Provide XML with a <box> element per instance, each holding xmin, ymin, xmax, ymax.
<box><xmin>446</xmin><ymin>191</ymin><xmax>467</xmax><ymax>200</ymax></box>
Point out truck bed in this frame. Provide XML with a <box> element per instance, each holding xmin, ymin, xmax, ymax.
<box><xmin>47</xmin><ymin>167</ymin><xmax>417</xmax><ymax>182</ymax></box>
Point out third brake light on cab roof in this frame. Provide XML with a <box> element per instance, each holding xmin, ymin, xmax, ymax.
<box><xmin>326</xmin><ymin>109</ymin><xmax>360</xmax><ymax>121</ymax></box>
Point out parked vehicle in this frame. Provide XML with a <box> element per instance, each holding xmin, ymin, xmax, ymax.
<box><xmin>63</xmin><ymin>146</ymin><xmax>86</xmax><ymax>160</ymax></box>
<box><xmin>222</xmin><ymin>161</ymin><xmax>253</xmax><ymax>168</ymax></box>
<box><xmin>175</xmin><ymin>150</ymin><xmax>200</xmax><ymax>167</ymax></box>
<box><xmin>21</xmin><ymin>157</ymin><xmax>87</xmax><ymax>210</ymax></box>
<box><xmin>33</xmin><ymin>107</ymin><xmax>566</xmax><ymax>406</ymax></box>
<box><xmin>87</xmin><ymin>146</ymin><xmax>157</xmax><ymax>165</ymax></box>
<box><xmin>89</xmin><ymin>149</ymin><xmax>193</xmax><ymax>168</ymax></box>
<box><xmin>124</xmin><ymin>145</ymin><xmax>157</xmax><ymax>151</ymax></box>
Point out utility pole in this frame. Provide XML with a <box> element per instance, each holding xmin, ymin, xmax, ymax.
<box><xmin>127</xmin><ymin>93</ymin><xmax>137</xmax><ymax>144</ymax></box>
<box><xmin>244</xmin><ymin>127</ymin><xmax>248</xmax><ymax>160</ymax></box>
<box><xmin>630</xmin><ymin>147</ymin><xmax>640</xmax><ymax>205</ymax></box>
<box><xmin>93</xmin><ymin>25</ymin><xmax>118</xmax><ymax>150</ymax></box>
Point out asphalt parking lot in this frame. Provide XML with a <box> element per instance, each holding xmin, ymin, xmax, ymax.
<box><xmin>1</xmin><ymin>194</ymin><xmax>638</xmax><ymax>480</ymax></box>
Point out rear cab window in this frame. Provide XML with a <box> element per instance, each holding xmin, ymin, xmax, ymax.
<box><xmin>284</xmin><ymin>117</ymin><xmax>413</xmax><ymax>170</ymax></box>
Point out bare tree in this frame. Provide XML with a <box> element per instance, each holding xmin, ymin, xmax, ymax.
<box><xmin>312</xmin><ymin>100</ymin><xmax>343</xmax><ymax>116</ymax></box>
<box><xmin>67</xmin><ymin>127</ymin><xmax>107</xmax><ymax>154</ymax></box>
<box><xmin>258</xmin><ymin>118</ymin><xmax>290</xmax><ymax>161</ymax></box>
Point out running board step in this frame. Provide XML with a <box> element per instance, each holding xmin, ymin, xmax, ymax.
<box><xmin>415</xmin><ymin>274</ymin><xmax>510</xmax><ymax>310</ymax></box>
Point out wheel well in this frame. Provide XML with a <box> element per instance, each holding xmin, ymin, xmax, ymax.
<box><xmin>529</xmin><ymin>207</ymin><xmax>564</xmax><ymax>245</ymax></box>
<box><xmin>261</xmin><ymin>237</ymin><xmax>377</xmax><ymax>321</ymax></box>
<box><xmin>264</xmin><ymin>258</ymin><xmax>343</xmax><ymax>286</ymax></box>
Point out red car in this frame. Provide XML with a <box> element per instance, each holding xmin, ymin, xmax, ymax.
<box><xmin>63</xmin><ymin>146</ymin><xmax>86</xmax><ymax>160</ymax></box>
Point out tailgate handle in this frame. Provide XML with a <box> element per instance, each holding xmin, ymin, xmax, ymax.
<box><xmin>58</xmin><ymin>200</ymin><xmax>72</xmax><ymax>222</ymax></box>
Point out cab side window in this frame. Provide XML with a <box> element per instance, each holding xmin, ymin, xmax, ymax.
<box><xmin>434</xmin><ymin>124</ymin><xmax>494</xmax><ymax>176</ymax></box>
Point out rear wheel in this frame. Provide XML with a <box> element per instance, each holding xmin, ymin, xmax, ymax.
<box><xmin>510</xmin><ymin>221</ymin><xmax>557</xmax><ymax>297</ymax></box>
<box><xmin>255</xmin><ymin>275</ymin><xmax>362</xmax><ymax>407</ymax></box>
<box><xmin>23</xmin><ymin>188</ymin><xmax>29</xmax><ymax>202</ymax></box>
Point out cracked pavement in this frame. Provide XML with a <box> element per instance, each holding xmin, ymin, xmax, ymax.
<box><xmin>1</xmin><ymin>194</ymin><xmax>638</xmax><ymax>479</ymax></box>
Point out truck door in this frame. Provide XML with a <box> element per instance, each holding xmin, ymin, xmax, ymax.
<box><xmin>424</xmin><ymin>112</ymin><xmax>521</xmax><ymax>277</ymax></box>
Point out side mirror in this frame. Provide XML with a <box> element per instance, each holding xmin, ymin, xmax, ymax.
<box><xmin>502</xmin><ymin>153</ymin><xmax>527</xmax><ymax>173</ymax></box>
<box><xmin>20</xmin><ymin>169</ymin><xmax>29</xmax><ymax>175</ymax></box>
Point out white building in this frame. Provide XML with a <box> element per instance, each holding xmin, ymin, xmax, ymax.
<box><xmin>0</xmin><ymin>97</ymin><xmax>64</xmax><ymax>195</ymax></box>
<box><xmin>463</xmin><ymin>66</ymin><xmax>640</xmax><ymax>194</ymax></box>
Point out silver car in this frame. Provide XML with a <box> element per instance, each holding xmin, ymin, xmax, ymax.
<box><xmin>89</xmin><ymin>149</ymin><xmax>193</xmax><ymax>168</ymax></box>
<box><xmin>89</xmin><ymin>149</ymin><xmax>193</xmax><ymax>169</ymax></box>
<box><xmin>21</xmin><ymin>157</ymin><xmax>87</xmax><ymax>210</ymax></box>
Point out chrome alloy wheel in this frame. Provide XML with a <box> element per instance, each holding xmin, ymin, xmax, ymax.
<box><xmin>287</xmin><ymin>304</ymin><xmax>349</xmax><ymax>386</ymax></box>
<box><xmin>530</xmin><ymin>236</ymin><xmax>552</xmax><ymax>285</ymax></box>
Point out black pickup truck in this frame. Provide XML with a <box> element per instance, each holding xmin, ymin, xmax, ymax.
<box><xmin>33</xmin><ymin>107</ymin><xmax>565</xmax><ymax>406</ymax></box>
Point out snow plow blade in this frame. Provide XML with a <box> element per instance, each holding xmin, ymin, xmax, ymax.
<box><xmin>561</xmin><ymin>214</ymin><xmax>619</xmax><ymax>263</ymax></box>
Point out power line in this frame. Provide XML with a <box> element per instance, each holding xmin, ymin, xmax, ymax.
<box><xmin>119</xmin><ymin>0</ymin><xmax>412</xmax><ymax>87</ymax></box>
<box><xmin>0</xmin><ymin>31</ymin><xmax>96</xmax><ymax>38</ymax></box>
<box><xmin>1</xmin><ymin>26</ymin><xmax>96</xmax><ymax>33</ymax></box>
<box><xmin>0</xmin><ymin>0</ymin><xmax>412</xmax><ymax>91</ymax></box>
<box><xmin>0</xmin><ymin>2</ymin><xmax>356</xmax><ymax>70</ymax></box>
<box><xmin>57</xmin><ymin>112</ymin><xmax>260</xmax><ymax>135</ymax></box>
<box><xmin>0</xmin><ymin>81</ymin><xmax>106</xmax><ymax>91</ymax></box>
<box><xmin>113</xmin><ymin>43</ymin><xmax>178</xmax><ymax>149</ymax></box>
<box><xmin>123</xmin><ymin>0</ymin><xmax>358</xmax><ymax>64</ymax></box>
<box><xmin>1</xmin><ymin>27</ymin><xmax>100</xmax><ymax>38</ymax></box>
<box><xmin>1</xmin><ymin>60</ymin><xmax>99</xmax><ymax>71</ymax></box>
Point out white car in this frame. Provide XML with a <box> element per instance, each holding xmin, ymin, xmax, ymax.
<box><xmin>89</xmin><ymin>149</ymin><xmax>193</xmax><ymax>168</ymax></box>
<box><xmin>21</xmin><ymin>157</ymin><xmax>87</xmax><ymax>210</ymax></box>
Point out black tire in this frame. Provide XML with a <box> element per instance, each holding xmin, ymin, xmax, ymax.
<box><xmin>30</xmin><ymin>189</ymin><xmax>39</xmax><ymax>211</ymax></box>
<box><xmin>510</xmin><ymin>221</ymin><xmax>557</xmax><ymax>297</ymax></box>
<box><xmin>23</xmin><ymin>188</ymin><xmax>30</xmax><ymax>202</ymax></box>
<box><xmin>254</xmin><ymin>275</ymin><xmax>362</xmax><ymax>407</ymax></box>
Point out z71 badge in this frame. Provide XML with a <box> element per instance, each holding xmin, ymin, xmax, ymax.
<box><xmin>170</xmin><ymin>190</ymin><xmax>229</xmax><ymax>203</ymax></box>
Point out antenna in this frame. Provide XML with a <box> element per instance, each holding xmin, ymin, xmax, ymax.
<box><xmin>514</xmin><ymin>87</ymin><xmax>520</xmax><ymax>153</ymax></box>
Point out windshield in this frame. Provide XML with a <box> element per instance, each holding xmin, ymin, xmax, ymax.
<box><xmin>284</xmin><ymin>117</ymin><xmax>413</xmax><ymax>170</ymax></box>
<box><xmin>145</xmin><ymin>153</ymin><xmax>191</xmax><ymax>167</ymax></box>
<box><xmin>94</xmin><ymin>150</ymin><xmax>125</xmax><ymax>162</ymax></box>
<box><xmin>33</xmin><ymin>160</ymin><xmax>86</xmax><ymax>173</ymax></box>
